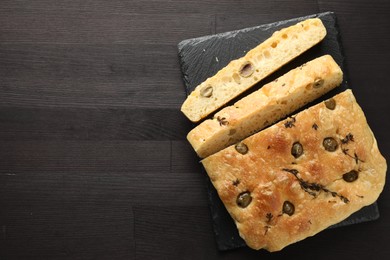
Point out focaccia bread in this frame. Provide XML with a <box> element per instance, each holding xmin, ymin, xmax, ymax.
<box><xmin>181</xmin><ymin>18</ymin><xmax>327</xmax><ymax>122</ymax></box>
<box><xmin>188</xmin><ymin>55</ymin><xmax>342</xmax><ymax>158</ymax></box>
<box><xmin>201</xmin><ymin>89</ymin><xmax>387</xmax><ymax>251</ymax></box>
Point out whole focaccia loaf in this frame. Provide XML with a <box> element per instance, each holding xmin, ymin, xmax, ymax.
<box><xmin>201</xmin><ymin>89</ymin><xmax>386</xmax><ymax>251</ymax></box>
<box><xmin>187</xmin><ymin>55</ymin><xmax>342</xmax><ymax>158</ymax></box>
<box><xmin>181</xmin><ymin>18</ymin><xmax>327</xmax><ymax>122</ymax></box>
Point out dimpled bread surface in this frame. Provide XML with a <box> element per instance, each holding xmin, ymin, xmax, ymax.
<box><xmin>201</xmin><ymin>89</ymin><xmax>387</xmax><ymax>251</ymax></box>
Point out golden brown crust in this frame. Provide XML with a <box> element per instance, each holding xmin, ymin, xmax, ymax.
<box><xmin>187</xmin><ymin>55</ymin><xmax>343</xmax><ymax>158</ymax></box>
<box><xmin>202</xmin><ymin>90</ymin><xmax>387</xmax><ymax>251</ymax></box>
<box><xmin>181</xmin><ymin>18</ymin><xmax>327</xmax><ymax>122</ymax></box>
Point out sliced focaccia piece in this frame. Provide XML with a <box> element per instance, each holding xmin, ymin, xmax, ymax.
<box><xmin>181</xmin><ymin>18</ymin><xmax>327</xmax><ymax>122</ymax></box>
<box><xmin>188</xmin><ymin>55</ymin><xmax>342</xmax><ymax>158</ymax></box>
<box><xmin>202</xmin><ymin>89</ymin><xmax>386</xmax><ymax>251</ymax></box>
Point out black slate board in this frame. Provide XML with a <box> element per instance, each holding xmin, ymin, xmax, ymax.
<box><xmin>177</xmin><ymin>12</ymin><xmax>380</xmax><ymax>251</ymax></box>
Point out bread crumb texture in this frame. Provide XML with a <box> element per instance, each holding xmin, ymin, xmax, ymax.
<box><xmin>181</xmin><ymin>18</ymin><xmax>327</xmax><ymax>122</ymax></box>
<box><xmin>187</xmin><ymin>55</ymin><xmax>343</xmax><ymax>158</ymax></box>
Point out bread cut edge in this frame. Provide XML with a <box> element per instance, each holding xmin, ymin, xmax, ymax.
<box><xmin>188</xmin><ymin>54</ymin><xmax>343</xmax><ymax>158</ymax></box>
<box><xmin>181</xmin><ymin>18</ymin><xmax>327</xmax><ymax>122</ymax></box>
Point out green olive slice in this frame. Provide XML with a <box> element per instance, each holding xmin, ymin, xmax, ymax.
<box><xmin>235</xmin><ymin>142</ymin><xmax>248</xmax><ymax>155</ymax></box>
<box><xmin>323</xmin><ymin>137</ymin><xmax>338</xmax><ymax>152</ymax></box>
<box><xmin>239</xmin><ymin>61</ymin><xmax>254</xmax><ymax>78</ymax></box>
<box><xmin>343</xmin><ymin>170</ymin><xmax>359</xmax><ymax>182</ymax></box>
<box><xmin>237</xmin><ymin>191</ymin><xmax>252</xmax><ymax>208</ymax></box>
<box><xmin>313</xmin><ymin>78</ymin><xmax>324</xmax><ymax>88</ymax></box>
<box><xmin>324</xmin><ymin>98</ymin><xmax>336</xmax><ymax>110</ymax></box>
<box><xmin>200</xmin><ymin>85</ymin><xmax>213</xmax><ymax>98</ymax></box>
<box><xmin>291</xmin><ymin>142</ymin><xmax>303</xmax><ymax>158</ymax></box>
<box><xmin>283</xmin><ymin>201</ymin><xmax>295</xmax><ymax>216</ymax></box>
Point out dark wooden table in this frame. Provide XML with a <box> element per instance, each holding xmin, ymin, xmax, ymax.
<box><xmin>1</xmin><ymin>1</ymin><xmax>389</xmax><ymax>259</ymax></box>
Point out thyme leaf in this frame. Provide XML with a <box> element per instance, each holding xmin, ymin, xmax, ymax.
<box><xmin>340</xmin><ymin>133</ymin><xmax>364</xmax><ymax>164</ymax></box>
<box><xmin>232</xmin><ymin>179</ymin><xmax>240</xmax><ymax>186</ymax></box>
<box><xmin>284</xmin><ymin>116</ymin><xmax>296</xmax><ymax>128</ymax></box>
<box><xmin>282</xmin><ymin>168</ymin><xmax>349</xmax><ymax>203</ymax></box>
<box><xmin>264</xmin><ymin>225</ymin><xmax>270</xmax><ymax>235</ymax></box>
<box><xmin>341</xmin><ymin>133</ymin><xmax>354</xmax><ymax>144</ymax></box>
<box><xmin>216</xmin><ymin>116</ymin><xmax>229</xmax><ymax>126</ymax></box>
<box><xmin>266</xmin><ymin>213</ymin><xmax>273</xmax><ymax>223</ymax></box>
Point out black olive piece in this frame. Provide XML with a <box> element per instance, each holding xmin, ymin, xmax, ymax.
<box><xmin>282</xmin><ymin>201</ymin><xmax>295</xmax><ymax>216</ymax></box>
<box><xmin>323</xmin><ymin>137</ymin><xmax>338</xmax><ymax>152</ymax></box>
<box><xmin>239</xmin><ymin>61</ymin><xmax>254</xmax><ymax>78</ymax></box>
<box><xmin>235</xmin><ymin>142</ymin><xmax>248</xmax><ymax>155</ymax></box>
<box><xmin>237</xmin><ymin>191</ymin><xmax>252</xmax><ymax>208</ymax></box>
<box><xmin>324</xmin><ymin>98</ymin><xmax>336</xmax><ymax>110</ymax></box>
<box><xmin>291</xmin><ymin>142</ymin><xmax>303</xmax><ymax>158</ymax></box>
<box><xmin>200</xmin><ymin>85</ymin><xmax>213</xmax><ymax>97</ymax></box>
<box><xmin>343</xmin><ymin>170</ymin><xmax>359</xmax><ymax>182</ymax></box>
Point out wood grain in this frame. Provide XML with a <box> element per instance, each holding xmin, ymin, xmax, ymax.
<box><xmin>0</xmin><ymin>141</ymin><xmax>171</xmax><ymax>172</ymax></box>
<box><xmin>0</xmin><ymin>107</ymin><xmax>191</xmax><ymax>140</ymax></box>
<box><xmin>0</xmin><ymin>11</ymin><xmax>214</xmax><ymax>45</ymax></box>
<box><xmin>0</xmin><ymin>0</ymin><xmax>389</xmax><ymax>259</ymax></box>
<box><xmin>134</xmin><ymin>206</ymin><xmax>216</xmax><ymax>259</ymax></box>
<box><xmin>216</xmin><ymin>8</ymin><xmax>320</xmax><ymax>33</ymax></box>
<box><xmin>0</xmin><ymin>43</ymin><xmax>186</xmax><ymax>109</ymax></box>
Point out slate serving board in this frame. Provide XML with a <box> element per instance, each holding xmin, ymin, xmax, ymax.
<box><xmin>177</xmin><ymin>12</ymin><xmax>380</xmax><ymax>251</ymax></box>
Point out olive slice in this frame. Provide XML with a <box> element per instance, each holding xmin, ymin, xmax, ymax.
<box><xmin>323</xmin><ymin>137</ymin><xmax>338</xmax><ymax>152</ymax></box>
<box><xmin>291</xmin><ymin>142</ymin><xmax>303</xmax><ymax>158</ymax></box>
<box><xmin>235</xmin><ymin>142</ymin><xmax>248</xmax><ymax>155</ymax></box>
<box><xmin>313</xmin><ymin>78</ymin><xmax>324</xmax><ymax>88</ymax></box>
<box><xmin>237</xmin><ymin>191</ymin><xmax>252</xmax><ymax>208</ymax></box>
<box><xmin>324</xmin><ymin>98</ymin><xmax>336</xmax><ymax>110</ymax></box>
<box><xmin>200</xmin><ymin>85</ymin><xmax>213</xmax><ymax>98</ymax></box>
<box><xmin>283</xmin><ymin>201</ymin><xmax>295</xmax><ymax>216</ymax></box>
<box><xmin>239</xmin><ymin>61</ymin><xmax>254</xmax><ymax>78</ymax></box>
<box><xmin>343</xmin><ymin>170</ymin><xmax>359</xmax><ymax>182</ymax></box>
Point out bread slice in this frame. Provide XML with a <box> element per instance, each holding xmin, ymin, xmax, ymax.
<box><xmin>187</xmin><ymin>55</ymin><xmax>343</xmax><ymax>158</ymax></box>
<box><xmin>201</xmin><ymin>89</ymin><xmax>387</xmax><ymax>251</ymax></box>
<box><xmin>181</xmin><ymin>18</ymin><xmax>327</xmax><ymax>122</ymax></box>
